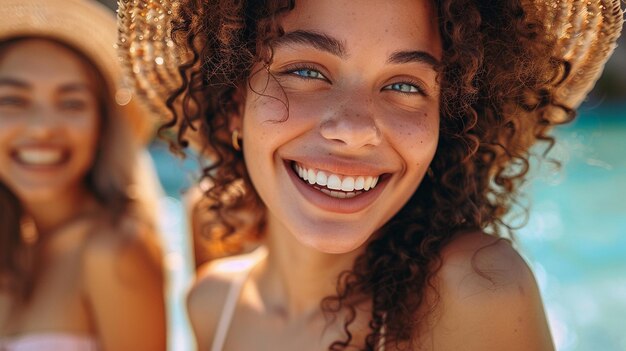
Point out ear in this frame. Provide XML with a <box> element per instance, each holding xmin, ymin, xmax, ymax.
<box><xmin>228</xmin><ymin>88</ymin><xmax>246</xmax><ymax>133</ymax></box>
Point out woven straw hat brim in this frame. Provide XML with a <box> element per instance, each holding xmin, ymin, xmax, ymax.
<box><xmin>0</xmin><ymin>0</ymin><xmax>155</xmax><ymax>143</ymax></box>
<box><xmin>522</xmin><ymin>0</ymin><xmax>624</xmax><ymax>107</ymax></box>
<box><xmin>117</xmin><ymin>0</ymin><xmax>624</xmax><ymax>137</ymax></box>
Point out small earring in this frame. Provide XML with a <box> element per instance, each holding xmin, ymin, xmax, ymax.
<box><xmin>232</xmin><ymin>129</ymin><xmax>242</xmax><ymax>151</ymax></box>
<box><xmin>427</xmin><ymin>167</ymin><xmax>434</xmax><ymax>179</ymax></box>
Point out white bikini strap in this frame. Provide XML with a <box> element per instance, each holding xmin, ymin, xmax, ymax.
<box><xmin>210</xmin><ymin>247</ymin><xmax>267</xmax><ymax>351</ymax></box>
<box><xmin>377</xmin><ymin>313</ymin><xmax>387</xmax><ymax>351</ymax></box>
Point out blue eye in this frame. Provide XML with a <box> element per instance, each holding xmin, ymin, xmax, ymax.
<box><xmin>384</xmin><ymin>83</ymin><xmax>421</xmax><ymax>94</ymax></box>
<box><xmin>290</xmin><ymin>68</ymin><xmax>326</xmax><ymax>80</ymax></box>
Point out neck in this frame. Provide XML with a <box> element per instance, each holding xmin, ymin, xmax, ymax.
<box><xmin>23</xmin><ymin>185</ymin><xmax>97</xmax><ymax>236</ymax></box>
<box><xmin>260</xmin><ymin>213</ymin><xmax>365</xmax><ymax>320</ymax></box>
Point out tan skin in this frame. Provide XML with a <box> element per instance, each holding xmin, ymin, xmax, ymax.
<box><xmin>0</xmin><ymin>40</ymin><xmax>166</xmax><ymax>351</ymax></box>
<box><xmin>187</xmin><ymin>0</ymin><xmax>554</xmax><ymax>350</ymax></box>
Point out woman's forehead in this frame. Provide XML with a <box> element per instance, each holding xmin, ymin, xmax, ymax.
<box><xmin>279</xmin><ymin>0</ymin><xmax>442</xmax><ymax>58</ymax></box>
<box><xmin>0</xmin><ymin>39</ymin><xmax>96</xmax><ymax>91</ymax></box>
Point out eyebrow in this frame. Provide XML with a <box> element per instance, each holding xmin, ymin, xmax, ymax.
<box><xmin>273</xmin><ymin>30</ymin><xmax>346</xmax><ymax>57</ymax></box>
<box><xmin>273</xmin><ymin>30</ymin><xmax>441</xmax><ymax>72</ymax></box>
<box><xmin>0</xmin><ymin>78</ymin><xmax>91</xmax><ymax>94</ymax></box>
<box><xmin>387</xmin><ymin>50</ymin><xmax>441</xmax><ymax>71</ymax></box>
<box><xmin>58</xmin><ymin>83</ymin><xmax>92</xmax><ymax>94</ymax></box>
<box><xmin>0</xmin><ymin>78</ymin><xmax>29</xmax><ymax>89</ymax></box>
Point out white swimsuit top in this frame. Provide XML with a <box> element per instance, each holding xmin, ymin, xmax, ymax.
<box><xmin>210</xmin><ymin>247</ymin><xmax>386</xmax><ymax>351</ymax></box>
<box><xmin>0</xmin><ymin>333</ymin><xmax>98</xmax><ymax>351</ymax></box>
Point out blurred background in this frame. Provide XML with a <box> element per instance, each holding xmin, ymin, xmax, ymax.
<box><xmin>99</xmin><ymin>1</ymin><xmax>626</xmax><ymax>350</ymax></box>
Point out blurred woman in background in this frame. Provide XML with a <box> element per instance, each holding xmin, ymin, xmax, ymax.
<box><xmin>0</xmin><ymin>0</ymin><xmax>166</xmax><ymax>350</ymax></box>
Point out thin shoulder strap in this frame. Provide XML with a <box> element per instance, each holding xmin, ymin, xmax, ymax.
<box><xmin>211</xmin><ymin>247</ymin><xmax>268</xmax><ymax>351</ymax></box>
<box><xmin>377</xmin><ymin>313</ymin><xmax>387</xmax><ymax>351</ymax></box>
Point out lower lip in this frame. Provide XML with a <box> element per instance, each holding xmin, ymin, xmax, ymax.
<box><xmin>285</xmin><ymin>161</ymin><xmax>388</xmax><ymax>214</ymax></box>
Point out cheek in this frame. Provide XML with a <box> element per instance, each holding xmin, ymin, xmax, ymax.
<box><xmin>385</xmin><ymin>111</ymin><xmax>440</xmax><ymax>165</ymax></box>
<box><xmin>0</xmin><ymin>120</ymin><xmax>20</xmax><ymax>177</ymax></box>
<box><xmin>242</xmin><ymin>89</ymin><xmax>317</xmax><ymax>150</ymax></box>
<box><xmin>67</xmin><ymin>112</ymin><xmax>100</xmax><ymax>161</ymax></box>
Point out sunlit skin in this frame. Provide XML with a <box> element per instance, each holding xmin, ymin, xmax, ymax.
<box><xmin>0</xmin><ymin>40</ymin><xmax>166</xmax><ymax>351</ymax></box>
<box><xmin>239</xmin><ymin>0</ymin><xmax>442</xmax><ymax>254</ymax></box>
<box><xmin>0</xmin><ymin>39</ymin><xmax>100</xmax><ymax>232</ymax></box>
<box><xmin>189</xmin><ymin>1</ymin><xmax>555</xmax><ymax>350</ymax></box>
<box><xmin>192</xmin><ymin>0</ymin><xmax>443</xmax><ymax>349</ymax></box>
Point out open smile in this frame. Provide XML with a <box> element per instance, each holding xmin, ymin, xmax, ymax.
<box><xmin>285</xmin><ymin>160</ymin><xmax>390</xmax><ymax>214</ymax></box>
<box><xmin>10</xmin><ymin>146</ymin><xmax>70</xmax><ymax>168</ymax></box>
<box><xmin>292</xmin><ymin>161</ymin><xmax>381</xmax><ymax>198</ymax></box>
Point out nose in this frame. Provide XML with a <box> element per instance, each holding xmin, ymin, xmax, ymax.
<box><xmin>319</xmin><ymin>101</ymin><xmax>381</xmax><ymax>149</ymax></box>
<box><xmin>28</xmin><ymin>105</ymin><xmax>61</xmax><ymax>138</ymax></box>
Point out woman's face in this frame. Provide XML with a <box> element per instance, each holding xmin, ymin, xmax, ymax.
<box><xmin>241</xmin><ymin>0</ymin><xmax>442</xmax><ymax>253</ymax></box>
<box><xmin>0</xmin><ymin>39</ymin><xmax>100</xmax><ymax>204</ymax></box>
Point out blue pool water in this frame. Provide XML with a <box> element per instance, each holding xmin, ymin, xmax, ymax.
<box><xmin>149</xmin><ymin>104</ymin><xmax>626</xmax><ymax>351</ymax></box>
<box><xmin>517</xmin><ymin>104</ymin><xmax>626</xmax><ymax>351</ymax></box>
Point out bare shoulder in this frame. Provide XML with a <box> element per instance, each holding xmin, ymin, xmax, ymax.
<box><xmin>187</xmin><ymin>252</ymin><xmax>259</xmax><ymax>349</ymax></box>
<box><xmin>438</xmin><ymin>231</ymin><xmax>530</xmax><ymax>293</ymax></box>
<box><xmin>81</xmin><ymin>215</ymin><xmax>166</xmax><ymax>351</ymax></box>
<box><xmin>187</xmin><ymin>255</ymin><xmax>241</xmax><ymax>322</ymax></box>
<box><xmin>82</xmin><ymin>215</ymin><xmax>163</xmax><ymax>279</ymax></box>
<box><xmin>418</xmin><ymin>231</ymin><xmax>554</xmax><ymax>351</ymax></box>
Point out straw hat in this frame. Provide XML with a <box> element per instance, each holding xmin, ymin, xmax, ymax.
<box><xmin>0</xmin><ymin>0</ymin><xmax>155</xmax><ymax>143</ymax></box>
<box><xmin>117</xmin><ymin>0</ymin><xmax>624</xmax><ymax>124</ymax></box>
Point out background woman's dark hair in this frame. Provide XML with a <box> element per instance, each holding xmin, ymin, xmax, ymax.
<box><xmin>166</xmin><ymin>0</ymin><xmax>572</xmax><ymax>349</ymax></box>
<box><xmin>0</xmin><ymin>37</ymin><xmax>136</xmax><ymax>301</ymax></box>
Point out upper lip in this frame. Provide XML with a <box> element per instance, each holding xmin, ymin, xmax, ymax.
<box><xmin>12</xmin><ymin>142</ymin><xmax>66</xmax><ymax>149</ymax></box>
<box><xmin>284</xmin><ymin>156</ymin><xmax>393</xmax><ymax>177</ymax></box>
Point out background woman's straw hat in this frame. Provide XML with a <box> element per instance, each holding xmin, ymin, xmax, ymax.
<box><xmin>0</xmin><ymin>0</ymin><xmax>156</xmax><ymax>143</ymax></box>
<box><xmin>117</xmin><ymin>0</ymin><xmax>623</xmax><ymax>126</ymax></box>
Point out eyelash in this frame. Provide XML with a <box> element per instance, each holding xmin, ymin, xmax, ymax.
<box><xmin>280</xmin><ymin>64</ymin><xmax>329</xmax><ymax>81</ymax></box>
<box><xmin>278</xmin><ymin>64</ymin><xmax>428</xmax><ymax>97</ymax></box>
<box><xmin>382</xmin><ymin>80</ymin><xmax>428</xmax><ymax>97</ymax></box>
<box><xmin>60</xmin><ymin>99</ymin><xmax>88</xmax><ymax>110</ymax></box>
<box><xmin>0</xmin><ymin>96</ymin><xmax>28</xmax><ymax>107</ymax></box>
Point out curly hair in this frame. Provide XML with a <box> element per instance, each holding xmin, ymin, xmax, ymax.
<box><xmin>167</xmin><ymin>0</ymin><xmax>572</xmax><ymax>349</ymax></box>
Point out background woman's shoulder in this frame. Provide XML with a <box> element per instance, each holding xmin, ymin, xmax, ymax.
<box><xmin>79</xmin><ymin>212</ymin><xmax>167</xmax><ymax>350</ymax></box>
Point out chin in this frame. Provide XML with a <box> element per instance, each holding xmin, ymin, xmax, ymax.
<box><xmin>291</xmin><ymin>224</ymin><xmax>373</xmax><ymax>255</ymax></box>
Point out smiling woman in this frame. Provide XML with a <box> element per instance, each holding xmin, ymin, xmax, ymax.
<box><xmin>0</xmin><ymin>1</ymin><xmax>166</xmax><ymax>350</ymax></box>
<box><xmin>118</xmin><ymin>0</ymin><xmax>623</xmax><ymax>350</ymax></box>
<box><xmin>0</xmin><ymin>40</ymin><xmax>101</xmax><ymax>205</ymax></box>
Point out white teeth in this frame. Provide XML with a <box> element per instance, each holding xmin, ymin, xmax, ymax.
<box><xmin>364</xmin><ymin>176</ymin><xmax>373</xmax><ymax>191</ymax></box>
<box><xmin>16</xmin><ymin>149</ymin><xmax>64</xmax><ymax>166</ymax></box>
<box><xmin>316</xmin><ymin>185</ymin><xmax>361</xmax><ymax>199</ymax></box>
<box><xmin>341</xmin><ymin>177</ymin><xmax>355</xmax><ymax>192</ymax></box>
<box><xmin>331</xmin><ymin>191</ymin><xmax>346</xmax><ymax>199</ymax></box>
<box><xmin>307</xmin><ymin>169</ymin><xmax>316</xmax><ymax>184</ymax></box>
<box><xmin>327</xmin><ymin>174</ymin><xmax>342</xmax><ymax>190</ymax></box>
<box><xmin>316</xmin><ymin>171</ymin><xmax>327</xmax><ymax>186</ymax></box>
<box><xmin>354</xmin><ymin>176</ymin><xmax>365</xmax><ymax>190</ymax></box>
<box><xmin>293</xmin><ymin>162</ymin><xmax>381</xmax><ymax>196</ymax></box>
